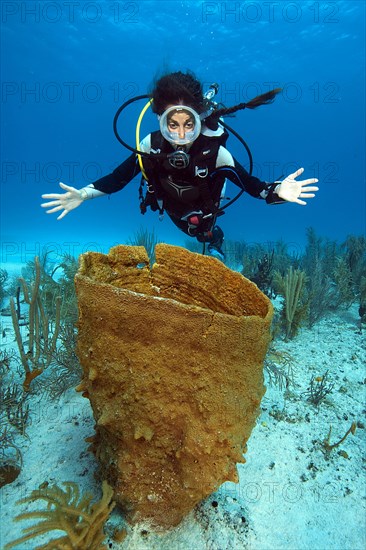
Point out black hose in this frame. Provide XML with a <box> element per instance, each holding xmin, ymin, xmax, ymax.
<box><xmin>113</xmin><ymin>94</ymin><xmax>152</xmax><ymax>157</ymax></box>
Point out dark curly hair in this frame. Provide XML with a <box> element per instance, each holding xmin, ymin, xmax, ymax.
<box><xmin>150</xmin><ymin>70</ymin><xmax>282</xmax><ymax>125</ymax></box>
<box><xmin>150</xmin><ymin>71</ymin><xmax>204</xmax><ymax>115</ymax></box>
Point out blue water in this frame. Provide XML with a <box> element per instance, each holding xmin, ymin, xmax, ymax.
<box><xmin>1</xmin><ymin>0</ymin><xmax>365</xmax><ymax>267</ymax></box>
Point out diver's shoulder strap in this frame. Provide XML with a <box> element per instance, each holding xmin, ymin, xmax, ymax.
<box><xmin>138</xmin><ymin>134</ymin><xmax>152</xmax><ymax>153</ymax></box>
<box><xmin>149</xmin><ymin>131</ymin><xmax>167</xmax><ymax>154</ymax></box>
<box><xmin>201</xmin><ymin>123</ymin><xmax>229</xmax><ymax>148</ymax></box>
<box><xmin>215</xmin><ymin>146</ymin><xmax>235</xmax><ymax>168</ymax></box>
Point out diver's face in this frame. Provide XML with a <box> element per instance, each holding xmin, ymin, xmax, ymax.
<box><xmin>159</xmin><ymin>105</ymin><xmax>201</xmax><ymax>146</ymax></box>
<box><xmin>167</xmin><ymin>112</ymin><xmax>195</xmax><ymax>140</ymax></box>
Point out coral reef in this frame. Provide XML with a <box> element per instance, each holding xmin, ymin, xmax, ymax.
<box><xmin>188</xmin><ymin>230</ymin><xmax>365</xmax><ymax>335</ymax></box>
<box><xmin>10</xmin><ymin>257</ymin><xmax>61</xmax><ymax>391</ymax></box>
<box><xmin>5</xmin><ymin>480</ymin><xmax>115</xmax><ymax>549</ymax></box>
<box><xmin>264</xmin><ymin>347</ymin><xmax>295</xmax><ymax>390</ymax></box>
<box><xmin>250</xmin><ymin>250</ymin><xmax>275</xmax><ymax>297</ymax></box>
<box><xmin>359</xmin><ymin>276</ymin><xmax>366</xmax><ymax>323</ymax></box>
<box><xmin>304</xmin><ymin>371</ymin><xmax>334</xmax><ymax>407</ymax></box>
<box><xmin>127</xmin><ymin>225</ymin><xmax>160</xmax><ymax>264</ymax></box>
<box><xmin>273</xmin><ymin>267</ymin><xmax>308</xmax><ymax>340</ymax></box>
<box><xmin>75</xmin><ymin>244</ymin><xmax>273</xmax><ymax>528</ymax></box>
<box><xmin>0</xmin><ymin>349</ymin><xmax>28</xmax><ymax>488</ymax></box>
<box><xmin>322</xmin><ymin>422</ymin><xmax>357</xmax><ymax>453</ymax></box>
<box><xmin>0</xmin><ymin>268</ymin><xmax>9</xmax><ymax>306</ymax></box>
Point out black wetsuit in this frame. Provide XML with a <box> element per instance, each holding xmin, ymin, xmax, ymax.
<box><xmin>91</xmin><ymin>132</ymin><xmax>283</xmax><ymax>245</ymax></box>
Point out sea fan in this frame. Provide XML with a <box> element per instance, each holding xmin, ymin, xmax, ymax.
<box><xmin>5</xmin><ymin>480</ymin><xmax>115</xmax><ymax>549</ymax></box>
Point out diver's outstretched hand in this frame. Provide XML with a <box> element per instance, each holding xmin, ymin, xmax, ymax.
<box><xmin>277</xmin><ymin>168</ymin><xmax>319</xmax><ymax>205</ymax></box>
<box><xmin>41</xmin><ymin>182</ymin><xmax>83</xmax><ymax>220</ymax></box>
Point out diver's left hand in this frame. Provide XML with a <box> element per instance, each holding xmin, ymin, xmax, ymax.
<box><xmin>277</xmin><ymin>168</ymin><xmax>319</xmax><ymax>205</ymax></box>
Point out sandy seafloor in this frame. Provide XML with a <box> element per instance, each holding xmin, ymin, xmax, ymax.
<box><xmin>0</xmin><ymin>271</ymin><xmax>365</xmax><ymax>550</ymax></box>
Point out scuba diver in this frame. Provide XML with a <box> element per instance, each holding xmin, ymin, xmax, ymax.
<box><xmin>41</xmin><ymin>71</ymin><xmax>319</xmax><ymax>260</ymax></box>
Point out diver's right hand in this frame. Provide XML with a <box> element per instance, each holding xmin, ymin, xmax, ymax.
<box><xmin>41</xmin><ymin>182</ymin><xmax>84</xmax><ymax>220</ymax></box>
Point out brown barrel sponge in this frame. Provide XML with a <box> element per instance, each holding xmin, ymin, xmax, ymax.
<box><xmin>75</xmin><ymin>244</ymin><xmax>273</xmax><ymax>528</ymax></box>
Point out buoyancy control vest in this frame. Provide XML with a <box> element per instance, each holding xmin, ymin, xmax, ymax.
<box><xmin>139</xmin><ymin>129</ymin><xmax>229</xmax><ymax>224</ymax></box>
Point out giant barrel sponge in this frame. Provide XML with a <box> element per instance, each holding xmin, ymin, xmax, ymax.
<box><xmin>75</xmin><ymin>244</ymin><xmax>273</xmax><ymax>528</ymax></box>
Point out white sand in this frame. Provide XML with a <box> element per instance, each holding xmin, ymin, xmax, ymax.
<box><xmin>0</xmin><ymin>300</ymin><xmax>365</xmax><ymax>550</ymax></box>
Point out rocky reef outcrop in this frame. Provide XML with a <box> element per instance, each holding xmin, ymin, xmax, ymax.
<box><xmin>75</xmin><ymin>244</ymin><xmax>273</xmax><ymax>528</ymax></box>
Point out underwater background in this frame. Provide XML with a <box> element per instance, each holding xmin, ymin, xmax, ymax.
<box><xmin>1</xmin><ymin>2</ymin><xmax>366</xmax><ymax>550</ymax></box>
<box><xmin>1</xmin><ymin>0</ymin><xmax>365</xmax><ymax>265</ymax></box>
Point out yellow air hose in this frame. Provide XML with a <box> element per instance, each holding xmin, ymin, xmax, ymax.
<box><xmin>136</xmin><ymin>99</ymin><xmax>153</xmax><ymax>180</ymax></box>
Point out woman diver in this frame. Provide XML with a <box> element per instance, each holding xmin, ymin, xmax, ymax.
<box><xmin>41</xmin><ymin>71</ymin><xmax>319</xmax><ymax>260</ymax></box>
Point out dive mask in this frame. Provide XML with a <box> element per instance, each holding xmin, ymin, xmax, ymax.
<box><xmin>159</xmin><ymin>105</ymin><xmax>201</xmax><ymax>146</ymax></box>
